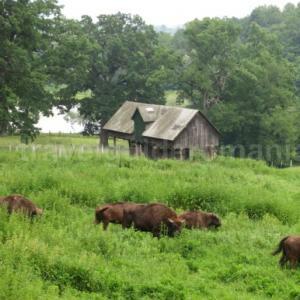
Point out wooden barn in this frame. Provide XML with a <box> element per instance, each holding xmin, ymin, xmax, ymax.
<box><xmin>102</xmin><ymin>101</ymin><xmax>220</xmax><ymax>159</ymax></box>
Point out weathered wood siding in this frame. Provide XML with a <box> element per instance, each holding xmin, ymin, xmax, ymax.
<box><xmin>173</xmin><ymin>113</ymin><xmax>219</xmax><ymax>151</ymax></box>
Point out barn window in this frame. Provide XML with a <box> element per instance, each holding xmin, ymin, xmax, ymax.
<box><xmin>146</xmin><ymin>107</ymin><xmax>154</xmax><ymax>113</ymax></box>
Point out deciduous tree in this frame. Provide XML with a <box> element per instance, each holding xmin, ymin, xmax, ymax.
<box><xmin>0</xmin><ymin>0</ymin><xmax>60</xmax><ymax>142</ymax></box>
<box><xmin>211</xmin><ymin>24</ymin><xmax>298</xmax><ymax>165</ymax></box>
<box><xmin>78</xmin><ymin>13</ymin><xmax>171</xmax><ymax>145</ymax></box>
<box><xmin>177</xmin><ymin>18</ymin><xmax>240</xmax><ymax>112</ymax></box>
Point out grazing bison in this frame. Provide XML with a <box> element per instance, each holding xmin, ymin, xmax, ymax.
<box><xmin>94</xmin><ymin>202</ymin><xmax>142</xmax><ymax>230</ymax></box>
<box><xmin>123</xmin><ymin>203</ymin><xmax>184</xmax><ymax>237</ymax></box>
<box><xmin>273</xmin><ymin>235</ymin><xmax>300</xmax><ymax>268</ymax></box>
<box><xmin>0</xmin><ymin>194</ymin><xmax>43</xmax><ymax>218</ymax></box>
<box><xmin>178</xmin><ymin>211</ymin><xmax>221</xmax><ymax>229</ymax></box>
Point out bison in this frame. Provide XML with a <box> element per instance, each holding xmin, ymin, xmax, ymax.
<box><xmin>273</xmin><ymin>235</ymin><xmax>300</xmax><ymax>268</ymax></box>
<box><xmin>178</xmin><ymin>211</ymin><xmax>221</xmax><ymax>229</ymax></box>
<box><xmin>0</xmin><ymin>194</ymin><xmax>43</xmax><ymax>218</ymax></box>
<box><xmin>123</xmin><ymin>203</ymin><xmax>184</xmax><ymax>237</ymax></box>
<box><xmin>94</xmin><ymin>202</ymin><xmax>143</xmax><ymax>230</ymax></box>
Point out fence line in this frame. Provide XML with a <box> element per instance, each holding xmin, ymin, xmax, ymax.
<box><xmin>0</xmin><ymin>144</ymin><xmax>130</xmax><ymax>158</ymax></box>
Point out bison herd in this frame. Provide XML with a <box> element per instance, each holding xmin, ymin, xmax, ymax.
<box><xmin>94</xmin><ymin>202</ymin><xmax>220</xmax><ymax>237</ymax></box>
<box><xmin>0</xmin><ymin>194</ymin><xmax>299</xmax><ymax>269</ymax></box>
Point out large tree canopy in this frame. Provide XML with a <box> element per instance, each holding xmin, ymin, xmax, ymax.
<box><xmin>0</xmin><ymin>0</ymin><xmax>60</xmax><ymax>142</ymax></box>
<box><xmin>177</xmin><ymin>18</ymin><xmax>240</xmax><ymax>112</ymax></box>
<box><xmin>170</xmin><ymin>13</ymin><xmax>300</xmax><ymax>165</ymax></box>
<box><xmin>210</xmin><ymin>24</ymin><xmax>298</xmax><ymax>165</ymax></box>
<box><xmin>77</xmin><ymin>13</ymin><xmax>174</xmax><ymax>142</ymax></box>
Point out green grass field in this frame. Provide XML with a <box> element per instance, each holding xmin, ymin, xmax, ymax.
<box><xmin>0</xmin><ymin>134</ymin><xmax>99</xmax><ymax>146</ymax></box>
<box><xmin>0</xmin><ymin>135</ymin><xmax>299</xmax><ymax>299</ymax></box>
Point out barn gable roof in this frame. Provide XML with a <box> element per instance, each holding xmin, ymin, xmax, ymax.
<box><xmin>103</xmin><ymin>101</ymin><xmax>220</xmax><ymax>141</ymax></box>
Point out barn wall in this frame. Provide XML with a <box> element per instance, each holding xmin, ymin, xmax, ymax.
<box><xmin>173</xmin><ymin>113</ymin><xmax>219</xmax><ymax>152</ymax></box>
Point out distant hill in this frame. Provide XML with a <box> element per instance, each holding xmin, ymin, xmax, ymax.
<box><xmin>154</xmin><ymin>24</ymin><xmax>182</xmax><ymax>34</ymax></box>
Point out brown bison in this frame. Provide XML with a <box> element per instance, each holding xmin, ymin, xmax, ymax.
<box><xmin>123</xmin><ymin>203</ymin><xmax>184</xmax><ymax>237</ymax></box>
<box><xmin>0</xmin><ymin>194</ymin><xmax>43</xmax><ymax>218</ymax></box>
<box><xmin>273</xmin><ymin>235</ymin><xmax>300</xmax><ymax>268</ymax></box>
<box><xmin>178</xmin><ymin>211</ymin><xmax>221</xmax><ymax>229</ymax></box>
<box><xmin>94</xmin><ymin>202</ymin><xmax>143</xmax><ymax>230</ymax></box>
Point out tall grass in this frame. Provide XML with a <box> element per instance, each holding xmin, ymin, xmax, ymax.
<box><xmin>0</xmin><ymin>136</ymin><xmax>299</xmax><ymax>299</ymax></box>
<box><xmin>1</xmin><ymin>151</ymin><xmax>298</xmax><ymax>223</ymax></box>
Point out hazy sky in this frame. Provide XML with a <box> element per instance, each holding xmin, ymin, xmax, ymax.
<box><xmin>58</xmin><ymin>0</ymin><xmax>299</xmax><ymax>26</ymax></box>
<box><xmin>38</xmin><ymin>108</ymin><xmax>83</xmax><ymax>133</ymax></box>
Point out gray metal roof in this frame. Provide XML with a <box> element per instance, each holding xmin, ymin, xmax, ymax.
<box><xmin>142</xmin><ymin>107</ymin><xmax>197</xmax><ymax>140</ymax></box>
<box><xmin>103</xmin><ymin>101</ymin><xmax>219</xmax><ymax>141</ymax></box>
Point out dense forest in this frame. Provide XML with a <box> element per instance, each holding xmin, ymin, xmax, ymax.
<box><xmin>1</xmin><ymin>0</ymin><xmax>300</xmax><ymax>165</ymax></box>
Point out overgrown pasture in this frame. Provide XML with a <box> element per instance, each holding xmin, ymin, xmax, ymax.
<box><xmin>0</xmin><ymin>136</ymin><xmax>299</xmax><ymax>299</ymax></box>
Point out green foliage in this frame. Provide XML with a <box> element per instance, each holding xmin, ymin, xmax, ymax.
<box><xmin>177</xmin><ymin>18</ymin><xmax>240</xmax><ymax>111</ymax></box>
<box><xmin>0</xmin><ymin>0</ymin><xmax>61</xmax><ymax>141</ymax></box>
<box><xmin>242</xmin><ymin>4</ymin><xmax>300</xmax><ymax>92</ymax></box>
<box><xmin>172</xmin><ymin>10</ymin><xmax>300</xmax><ymax>166</ymax></box>
<box><xmin>45</xmin><ymin>18</ymin><xmax>96</xmax><ymax>109</ymax></box>
<box><xmin>249</xmin><ymin>5</ymin><xmax>283</xmax><ymax>28</ymax></box>
<box><xmin>77</xmin><ymin>13</ymin><xmax>173</xmax><ymax>138</ymax></box>
<box><xmin>0</xmin><ymin>144</ymin><xmax>300</xmax><ymax>299</ymax></box>
<box><xmin>210</xmin><ymin>24</ymin><xmax>298</xmax><ymax>166</ymax></box>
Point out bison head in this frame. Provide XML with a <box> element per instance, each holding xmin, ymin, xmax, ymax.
<box><xmin>207</xmin><ymin>213</ymin><xmax>221</xmax><ymax>228</ymax></box>
<box><xmin>36</xmin><ymin>208</ymin><xmax>43</xmax><ymax>215</ymax></box>
<box><xmin>94</xmin><ymin>206</ymin><xmax>109</xmax><ymax>224</ymax></box>
<box><xmin>166</xmin><ymin>217</ymin><xmax>185</xmax><ymax>237</ymax></box>
<box><xmin>31</xmin><ymin>207</ymin><xmax>43</xmax><ymax>218</ymax></box>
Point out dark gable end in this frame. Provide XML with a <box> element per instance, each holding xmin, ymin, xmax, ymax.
<box><xmin>131</xmin><ymin>108</ymin><xmax>146</xmax><ymax>143</ymax></box>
